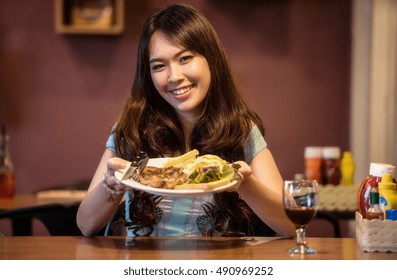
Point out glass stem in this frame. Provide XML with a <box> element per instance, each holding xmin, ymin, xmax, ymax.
<box><xmin>296</xmin><ymin>226</ymin><xmax>307</xmax><ymax>247</ymax></box>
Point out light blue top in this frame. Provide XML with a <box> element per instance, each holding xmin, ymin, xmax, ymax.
<box><xmin>106</xmin><ymin>125</ymin><xmax>267</xmax><ymax>236</ymax></box>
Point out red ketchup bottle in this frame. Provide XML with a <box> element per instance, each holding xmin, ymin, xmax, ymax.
<box><xmin>357</xmin><ymin>163</ymin><xmax>395</xmax><ymax>217</ymax></box>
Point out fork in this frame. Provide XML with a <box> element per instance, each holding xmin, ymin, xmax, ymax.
<box><xmin>121</xmin><ymin>156</ymin><xmax>149</xmax><ymax>181</ymax></box>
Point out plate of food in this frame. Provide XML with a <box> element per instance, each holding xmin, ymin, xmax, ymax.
<box><xmin>114</xmin><ymin>150</ymin><xmax>240</xmax><ymax>197</ymax></box>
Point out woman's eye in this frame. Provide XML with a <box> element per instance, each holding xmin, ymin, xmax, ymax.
<box><xmin>180</xmin><ymin>55</ymin><xmax>193</xmax><ymax>63</ymax></box>
<box><xmin>151</xmin><ymin>64</ymin><xmax>165</xmax><ymax>71</ymax></box>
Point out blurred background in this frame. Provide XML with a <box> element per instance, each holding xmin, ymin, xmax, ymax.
<box><xmin>0</xmin><ymin>0</ymin><xmax>396</xmax><ymax>196</ymax></box>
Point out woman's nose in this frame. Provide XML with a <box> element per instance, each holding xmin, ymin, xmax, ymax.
<box><xmin>168</xmin><ymin>65</ymin><xmax>184</xmax><ymax>83</ymax></box>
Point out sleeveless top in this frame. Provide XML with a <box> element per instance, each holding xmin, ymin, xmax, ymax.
<box><xmin>105</xmin><ymin>125</ymin><xmax>267</xmax><ymax>236</ymax></box>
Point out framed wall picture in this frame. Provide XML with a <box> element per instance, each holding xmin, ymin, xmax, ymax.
<box><xmin>55</xmin><ymin>0</ymin><xmax>124</xmax><ymax>35</ymax></box>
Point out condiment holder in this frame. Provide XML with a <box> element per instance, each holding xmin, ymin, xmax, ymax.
<box><xmin>355</xmin><ymin>211</ymin><xmax>397</xmax><ymax>252</ymax></box>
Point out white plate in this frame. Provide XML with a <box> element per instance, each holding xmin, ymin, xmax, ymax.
<box><xmin>114</xmin><ymin>158</ymin><xmax>238</xmax><ymax>197</ymax></box>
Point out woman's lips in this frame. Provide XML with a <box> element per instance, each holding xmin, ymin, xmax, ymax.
<box><xmin>169</xmin><ymin>85</ymin><xmax>193</xmax><ymax>95</ymax></box>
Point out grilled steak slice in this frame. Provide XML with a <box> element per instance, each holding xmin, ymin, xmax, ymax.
<box><xmin>139</xmin><ymin>166</ymin><xmax>187</xmax><ymax>189</ymax></box>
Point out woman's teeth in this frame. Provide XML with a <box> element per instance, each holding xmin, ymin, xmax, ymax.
<box><xmin>170</xmin><ymin>86</ymin><xmax>192</xmax><ymax>95</ymax></box>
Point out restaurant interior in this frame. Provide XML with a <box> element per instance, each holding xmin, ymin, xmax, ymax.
<box><xmin>1</xmin><ymin>0</ymin><xmax>397</xmax><ymax>257</ymax></box>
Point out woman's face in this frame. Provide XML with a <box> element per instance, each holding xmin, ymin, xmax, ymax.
<box><xmin>149</xmin><ymin>32</ymin><xmax>211</xmax><ymax>119</ymax></box>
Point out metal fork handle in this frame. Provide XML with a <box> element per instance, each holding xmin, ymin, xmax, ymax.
<box><xmin>131</xmin><ymin>167</ymin><xmax>140</xmax><ymax>181</ymax></box>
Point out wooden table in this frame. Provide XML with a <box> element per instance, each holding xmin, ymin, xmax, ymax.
<box><xmin>0</xmin><ymin>192</ymin><xmax>86</xmax><ymax>236</ymax></box>
<box><xmin>1</xmin><ymin>236</ymin><xmax>396</xmax><ymax>260</ymax></box>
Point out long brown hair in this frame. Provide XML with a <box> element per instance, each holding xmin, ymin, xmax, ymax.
<box><xmin>114</xmin><ymin>4</ymin><xmax>265</xmax><ymax>236</ymax></box>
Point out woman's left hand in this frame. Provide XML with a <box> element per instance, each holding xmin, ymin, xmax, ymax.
<box><xmin>233</xmin><ymin>160</ymin><xmax>252</xmax><ymax>180</ymax></box>
<box><xmin>223</xmin><ymin>160</ymin><xmax>252</xmax><ymax>192</ymax></box>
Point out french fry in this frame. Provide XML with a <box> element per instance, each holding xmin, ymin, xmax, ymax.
<box><xmin>163</xmin><ymin>149</ymin><xmax>199</xmax><ymax>168</ymax></box>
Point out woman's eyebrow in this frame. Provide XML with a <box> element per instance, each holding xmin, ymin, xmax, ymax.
<box><xmin>149</xmin><ymin>49</ymin><xmax>189</xmax><ymax>64</ymax></box>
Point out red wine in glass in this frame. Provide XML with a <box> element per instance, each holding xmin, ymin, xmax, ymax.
<box><xmin>285</xmin><ymin>207</ymin><xmax>317</xmax><ymax>226</ymax></box>
<box><xmin>283</xmin><ymin>180</ymin><xmax>319</xmax><ymax>254</ymax></box>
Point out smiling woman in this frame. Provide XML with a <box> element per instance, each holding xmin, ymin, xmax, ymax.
<box><xmin>149</xmin><ymin>32</ymin><xmax>211</xmax><ymax>118</ymax></box>
<box><xmin>76</xmin><ymin>3</ymin><xmax>295</xmax><ymax>238</ymax></box>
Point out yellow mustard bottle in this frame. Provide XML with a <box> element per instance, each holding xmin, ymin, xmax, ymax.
<box><xmin>378</xmin><ymin>173</ymin><xmax>397</xmax><ymax>215</ymax></box>
<box><xmin>340</xmin><ymin>151</ymin><xmax>354</xmax><ymax>185</ymax></box>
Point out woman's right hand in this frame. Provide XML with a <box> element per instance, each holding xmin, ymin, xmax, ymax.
<box><xmin>77</xmin><ymin>151</ymin><xmax>130</xmax><ymax>236</ymax></box>
<box><xmin>103</xmin><ymin>157</ymin><xmax>131</xmax><ymax>193</ymax></box>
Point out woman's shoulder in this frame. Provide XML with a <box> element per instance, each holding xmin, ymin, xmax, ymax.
<box><xmin>244</xmin><ymin>124</ymin><xmax>267</xmax><ymax>163</ymax></box>
<box><xmin>105</xmin><ymin>123</ymin><xmax>118</xmax><ymax>152</ymax></box>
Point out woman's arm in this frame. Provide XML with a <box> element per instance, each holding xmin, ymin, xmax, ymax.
<box><xmin>236</xmin><ymin>148</ymin><xmax>295</xmax><ymax>237</ymax></box>
<box><xmin>76</xmin><ymin>149</ymin><xmax>129</xmax><ymax>236</ymax></box>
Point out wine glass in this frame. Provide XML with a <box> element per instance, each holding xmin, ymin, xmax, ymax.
<box><xmin>283</xmin><ymin>179</ymin><xmax>319</xmax><ymax>254</ymax></box>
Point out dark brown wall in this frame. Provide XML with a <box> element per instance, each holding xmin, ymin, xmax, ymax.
<box><xmin>0</xmin><ymin>0</ymin><xmax>351</xmax><ymax>193</ymax></box>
